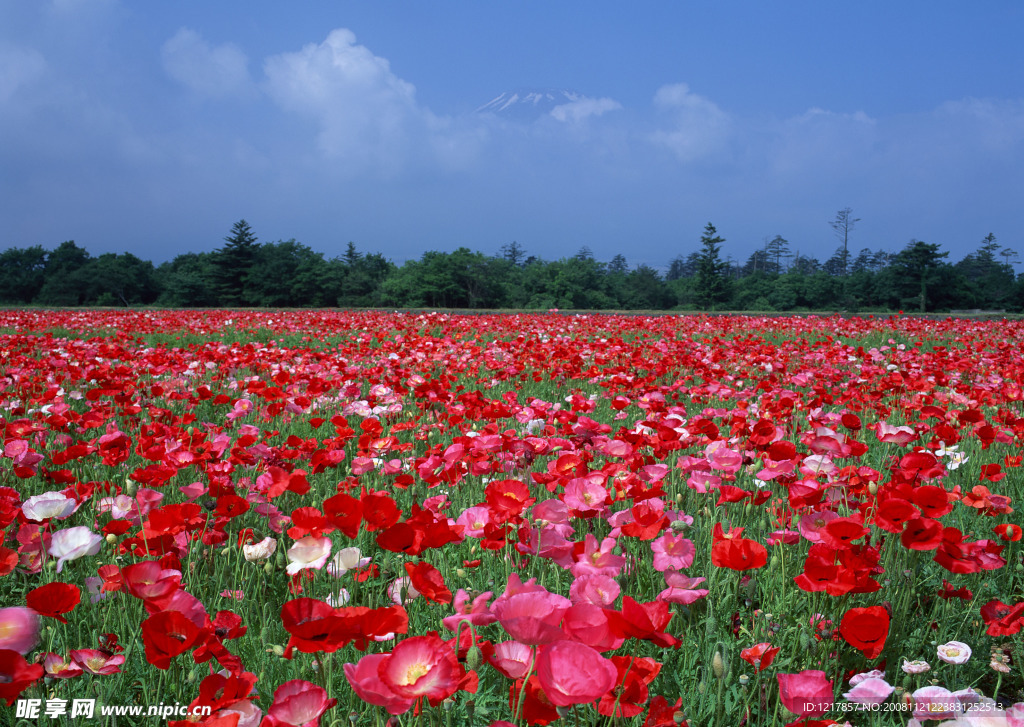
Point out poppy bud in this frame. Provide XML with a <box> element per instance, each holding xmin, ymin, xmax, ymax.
<box><xmin>456</xmin><ymin>568</ymin><xmax>467</xmax><ymax>578</ymax></box>
<box><xmin>712</xmin><ymin>651</ymin><xmax>724</xmax><ymax>680</ymax></box>
<box><xmin>675</xmin><ymin>493</ymin><xmax>683</xmax><ymax>504</ymax></box>
<box><xmin>270</xmin><ymin>645</ymin><xmax>285</xmax><ymax>657</ymax></box>
<box><xmin>868</xmin><ymin>482</ymin><xmax>878</xmax><ymax>496</ymax></box>
<box><xmin>105</xmin><ymin>534</ymin><xmax>117</xmax><ymax>544</ymax></box>
<box><xmin>264</xmin><ymin>562</ymin><xmax>273</xmax><ymax>574</ymax></box>
<box><xmin>220</xmin><ymin>548</ymin><xmax>231</xmax><ymax>557</ymax></box>
<box><xmin>466</xmin><ymin>646</ymin><xmax>483</xmax><ymax>670</ymax></box>
<box><xmin>186</xmin><ymin>670</ymin><xmax>197</xmax><ymax>683</ymax></box>
<box><xmin>799</xmin><ymin>630</ymin><xmax>810</xmax><ymax>651</ymax></box>
<box><xmin>124</xmin><ymin>481</ymin><xmax>137</xmax><ymax>496</ymax></box>
<box><xmin>671</xmin><ymin>519</ymin><xmax>688</xmax><ymax>532</ymax></box>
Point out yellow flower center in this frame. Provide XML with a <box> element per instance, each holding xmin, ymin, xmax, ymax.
<box><xmin>404</xmin><ymin>662</ymin><xmax>429</xmax><ymax>684</ymax></box>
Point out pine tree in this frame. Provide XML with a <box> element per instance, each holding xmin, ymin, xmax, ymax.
<box><xmin>213</xmin><ymin>220</ymin><xmax>259</xmax><ymax>306</ymax></box>
<box><xmin>696</xmin><ymin>223</ymin><xmax>731</xmax><ymax>309</ymax></box>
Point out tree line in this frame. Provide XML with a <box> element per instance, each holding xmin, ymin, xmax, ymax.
<box><xmin>2</xmin><ymin>215</ymin><xmax>1022</xmax><ymax>313</ymax></box>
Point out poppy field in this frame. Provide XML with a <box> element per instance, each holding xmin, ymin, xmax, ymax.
<box><xmin>2</xmin><ymin>309</ymin><xmax>1024</xmax><ymax>727</ymax></box>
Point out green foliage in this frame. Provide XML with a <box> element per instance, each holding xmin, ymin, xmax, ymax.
<box><xmin>696</xmin><ymin>223</ymin><xmax>732</xmax><ymax>310</ymax></box>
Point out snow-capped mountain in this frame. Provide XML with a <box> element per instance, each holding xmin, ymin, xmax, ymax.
<box><xmin>475</xmin><ymin>88</ymin><xmax>584</xmax><ymax>121</ymax></box>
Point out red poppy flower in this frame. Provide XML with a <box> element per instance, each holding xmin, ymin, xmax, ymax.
<box><xmin>140</xmin><ymin>611</ymin><xmax>204</xmax><ymax>669</ymax></box>
<box><xmin>980</xmin><ymin>599</ymin><xmax>1024</xmax><ymax>636</ymax></box>
<box><xmin>740</xmin><ymin>642</ymin><xmax>780</xmax><ymax>672</ymax></box>
<box><xmin>0</xmin><ymin>649</ymin><xmax>45</xmax><ymax>706</ymax></box>
<box><xmin>993</xmin><ymin>523</ymin><xmax>1023</xmax><ymax>542</ymax></box>
<box><xmin>26</xmin><ymin>582</ymin><xmax>81</xmax><ymax>624</ymax></box>
<box><xmin>377</xmin><ymin>634</ymin><xmax>462</xmax><ymax>704</ymax></box>
<box><xmin>900</xmin><ymin>518</ymin><xmax>944</xmax><ymax>550</ymax></box>
<box><xmin>323</xmin><ymin>492</ymin><xmax>363</xmax><ymax>539</ymax></box>
<box><xmin>937</xmin><ymin>580</ymin><xmax>972</xmax><ymax>601</ymax></box>
<box><xmin>839</xmin><ymin>605</ymin><xmax>889</xmax><ymax>659</ymax></box>
<box><xmin>621</xmin><ymin>502</ymin><xmax>668</xmax><ymax>540</ymax></box>
<box><xmin>711</xmin><ymin>524</ymin><xmax>767</xmax><ymax>571</ymax></box>
<box><xmin>404</xmin><ymin>561</ymin><xmax>453</xmax><ymax>604</ymax></box>
<box><xmin>597</xmin><ymin>655</ymin><xmax>661</xmax><ymax>718</ymax></box>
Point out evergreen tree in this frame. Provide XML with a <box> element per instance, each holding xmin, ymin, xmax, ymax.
<box><xmin>765</xmin><ymin>235</ymin><xmax>791</xmax><ymax>273</ymax></box>
<box><xmin>213</xmin><ymin>219</ymin><xmax>259</xmax><ymax>306</ymax></box>
<box><xmin>500</xmin><ymin>241</ymin><xmax>527</xmax><ymax>267</ymax></box>
<box><xmin>829</xmin><ymin>207</ymin><xmax>860</xmax><ymax>276</ymax></box>
<box><xmin>695</xmin><ymin>223</ymin><xmax>731</xmax><ymax>309</ymax></box>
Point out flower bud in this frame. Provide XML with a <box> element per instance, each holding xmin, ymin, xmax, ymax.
<box><xmin>105</xmin><ymin>534</ymin><xmax>117</xmax><ymax>544</ymax></box>
<box><xmin>270</xmin><ymin>645</ymin><xmax>285</xmax><ymax>657</ymax></box>
<box><xmin>712</xmin><ymin>651</ymin><xmax>724</xmax><ymax>680</ymax></box>
<box><xmin>466</xmin><ymin>646</ymin><xmax>483</xmax><ymax>671</ymax></box>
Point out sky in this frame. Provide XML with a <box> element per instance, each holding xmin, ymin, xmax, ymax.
<box><xmin>1</xmin><ymin>1</ymin><xmax>1022</xmax><ymax>270</ymax></box>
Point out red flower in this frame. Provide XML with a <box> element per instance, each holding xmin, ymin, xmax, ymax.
<box><xmin>140</xmin><ymin>611</ymin><xmax>204</xmax><ymax>669</ymax></box>
<box><xmin>0</xmin><ymin>649</ymin><xmax>45</xmax><ymax>706</ymax></box>
<box><xmin>993</xmin><ymin>523</ymin><xmax>1023</xmax><ymax>542</ymax></box>
<box><xmin>711</xmin><ymin>524</ymin><xmax>767</xmax><ymax>571</ymax></box>
<box><xmin>980</xmin><ymin>600</ymin><xmax>1024</xmax><ymax>636</ymax></box>
<box><xmin>900</xmin><ymin>518</ymin><xmax>944</xmax><ymax>550</ymax></box>
<box><xmin>323</xmin><ymin>493</ymin><xmax>362</xmax><ymax>539</ymax></box>
<box><xmin>839</xmin><ymin>605</ymin><xmax>889</xmax><ymax>659</ymax></box>
<box><xmin>597</xmin><ymin>655</ymin><xmax>661</xmax><ymax>717</ymax></box>
<box><xmin>26</xmin><ymin>582</ymin><xmax>81</xmax><ymax>624</ymax></box>
<box><xmin>404</xmin><ymin>561</ymin><xmax>453</xmax><ymax>605</ymax></box>
<box><xmin>740</xmin><ymin>642</ymin><xmax>780</xmax><ymax>672</ymax></box>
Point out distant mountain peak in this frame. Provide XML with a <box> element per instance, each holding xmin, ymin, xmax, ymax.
<box><xmin>475</xmin><ymin>88</ymin><xmax>584</xmax><ymax>119</ymax></box>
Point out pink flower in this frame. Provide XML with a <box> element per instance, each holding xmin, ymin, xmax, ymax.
<box><xmin>656</xmin><ymin>571</ymin><xmax>709</xmax><ymax>605</ymax></box>
<box><xmin>492</xmin><ymin>588</ymin><xmax>570</xmax><ymax>645</ymax></box>
<box><xmin>69</xmin><ymin>649</ymin><xmax>125</xmax><ymax>675</ymax></box>
<box><xmin>0</xmin><ymin>608</ymin><xmax>39</xmax><ymax>654</ymax></box>
<box><xmin>344</xmin><ymin>653</ymin><xmax>416</xmax><ymax>715</ymax></box>
<box><xmin>42</xmin><ymin>653</ymin><xmax>83</xmax><ymax>679</ymax></box>
<box><xmin>377</xmin><ymin>635</ymin><xmax>461</xmax><ymax>703</ymax></box>
<box><xmin>902</xmin><ymin>659</ymin><xmax>931</xmax><ymax>674</ymax></box>
<box><xmin>569</xmin><ymin>574</ymin><xmax>620</xmax><ymax>607</ymax></box>
<box><xmin>936</xmin><ymin>640</ymin><xmax>972</xmax><ymax>665</ymax></box>
<box><xmin>48</xmin><ymin>526</ymin><xmax>103</xmax><ymax>572</ymax></box>
<box><xmin>797</xmin><ymin>510</ymin><xmax>839</xmax><ymax>544</ymax></box>
<box><xmin>562</xmin><ymin>478</ymin><xmax>609</xmax><ymax>517</ymax></box>
<box><xmin>911</xmin><ymin>686</ymin><xmax>957</xmax><ymax>721</ymax></box>
<box><xmin>285</xmin><ymin>536</ymin><xmax>331</xmax><ymax>576</ymax></box>
<box><xmin>388</xmin><ymin>577</ymin><xmax>420</xmax><ymax>605</ymax></box>
<box><xmin>650</xmin><ymin>532</ymin><xmax>695</xmax><ymax>572</ymax></box>
<box><xmin>491</xmin><ymin>575</ymin><xmax>571</xmax><ymax>645</ymax></box>
<box><xmin>875</xmin><ymin>421</ymin><xmax>917</xmax><ymax>445</ymax></box>
<box><xmin>489</xmin><ymin>640</ymin><xmax>534</xmax><ymax>679</ymax></box>
<box><xmin>456</xmin><ymin>506</ymin><xmax>492</xmax><ymax>538</ymax></box>
<box><xmin>265</xmin><ymin>680</ymin><xmax>337</xmax><ymax>726</ymax></box>
<box><xmin>535</xmin><ymin>640</ymin><xmax>617</xmax><ymax>707</ymax></box>
<box><xmin>442</xmin><ymin>589</ymin><xmax>496</xmax><ymax>632</ymax></box>
<box><xmin>561</xmin><ymin>603</ymin><xmax>624</xmax><ymax>651</ymax></box>
<box><xmin>843</xmin><ymin>677</ymin><xmax>893</xmax><ymax>706</ymax></box>
<box><xmin>570</xmin><ymin>535</ymin><xmax>624</xmax><ymax>578</ymax></box>
<box><xmin>777</xmin><ymin>670</ymin><xmax>833</xmax><ymax>718</ymax></box>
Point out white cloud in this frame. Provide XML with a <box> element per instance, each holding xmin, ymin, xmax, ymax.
<box><xmin>0</xmin><ymin>43</ymin><xmax>46</xmax><ymax>104</ymax></box>
<box><xmin>162</xmin><ymin>28</ymin><xmax>253</xmax><ymax>98</ymax></box>
<box><xmin>650</xmin><ymin>83</ymin><xmax>733</xmax><ymax>161</ymax></box>
<box><xmin>550</xmin><ymin>96</ymin><xmax>621</xmax><ymax>123</ymax></box>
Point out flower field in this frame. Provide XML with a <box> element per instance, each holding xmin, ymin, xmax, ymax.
<box><xmin>1</xmin><ymin>309</ymin><xmax>1023</xmax><ymax>726</ymax></box>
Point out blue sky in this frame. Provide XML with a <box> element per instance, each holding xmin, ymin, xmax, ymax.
<box><xmin>2</xmin><ymin>1</ymin><xmax>1022</xmax><ymax>270</ymax></box>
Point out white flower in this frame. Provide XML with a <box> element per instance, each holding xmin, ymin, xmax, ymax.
<box><xmin>326</xmin><ymin>547</ymin><xmax>370</xmax><ymax>577</ymax></box>
<box><xmin>22</xmin><ymin>491</ymin><xmax>77</xmax><ymax>521</ymax></box>
<box><xmin>936</xmin><ymin>641</ymin><xmax>972</xmax><ymax>665</ymax></box>
<box><xmin>243</xmin><ymin>537</ymin><xmax>278</xmax><ymax>562</ymax></box>
<box><xmin>285</xmin><ymin>536</ymin><xmax>332</xmax><ymax>576</ymax></box>
<box><xmin>49</xmin><ymin>527</ymin><xmax>103</xmax><ymax>572</ymax></box>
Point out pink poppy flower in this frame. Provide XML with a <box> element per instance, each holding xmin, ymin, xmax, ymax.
<box><xmin>569</xmin><ymin>574</ymin><xmax>620</xmax><ymax>607</ymax></box>
<box><xmin>48</xmin><ymin>526</ymin><xmax>103</xmax><ymax>572</ymax></box>
<box><xmin>570</xmin><ymin>535</ymin><xmax>624</xmax><ymax>578</ymax></box>
<box><xmin>563</xmin><ymin>477</ymin><xmax>609</xmax><ymax>517</ymax></box>
<box><xmin>344</xmin><ymin>653</ymin><xmax>416</xmax><ymax>715</ymax></box>
<box><xmin>378</xmin><ymin>635</ymin><xmax>461</xmax><ymax>703</ymax></box>
<box><xmin>843</xmin><ymin>677</ymin><xmax>894</xmax><ymax>706</ymax></box>
<box><xmin>0</xmin><ymin>608</ymin><xmax>40</xmax><ymax>654</ymax></box>
<box><xmin>650</xmin><ymin>532</ymin><xmax>695</xmax><ymax>572</ymax></box>
<box><xmin>489</xmin><ymin>640</ymin><xmax>534</xmax><ymax>679</ymax></box>
<box><xmin>535</xmin><ymin>640</ymin><xmax>616</xmax><ymax>707</ymax></box>
<box><xmin>492</xmin><ymin>587</ymin><xmax>570</xmax><ymax>645</ymax></box>
<box><xmin>42</xmin><ymin>653</ymin><xmax>83</xmax><ymax>679</ymax></box>
<box><xmin>441</xmin><ymin>589</ymin><xmax>496</xmax><ymax>632</ymax></box>
<box><xmin>797</xmin><ymin>510</ymin><xmax>839</xmax><ymax>544</ymax></box>
<box><xmin>777</xmin><ymin>670</ymin><xmax>833</xmax><ymax>718</ymax></box>
<box><xmin>265</xmin><ymin>680</ymin><xmax>337</xmax><ymax>726</ymax></box>
<box><xmin>911</xmin><ymin>686</ymin><xmax>957</xmax><ymax>721</ymax></box>
<box><xmin>455</xmin><ymin>506</ymin><xmax>492</xmax><ymax>538</ymax></box>
<box><xmin>562</xmin><ymin>603</ymin><xmax>625</xmax><ymax>651</ymax></box>
<box><xmin>69</xmin><ymin>649</ymin><xmax>125</xmax><ymax>675</ymax></box>
<box><xmin>656</xmin><ymin>571</ymin><xmax>709</xmax><ymax>605</ymax></box>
